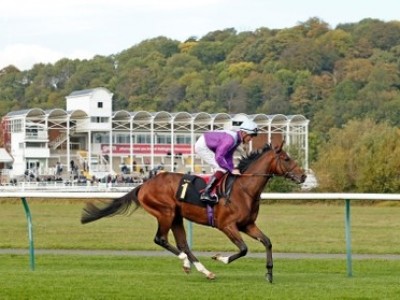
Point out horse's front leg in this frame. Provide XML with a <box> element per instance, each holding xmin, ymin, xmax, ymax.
<box><xmin>212</xmin><ymin>225</ymin><xmax>248</xmax><ymax>264</ymax></box>
<box><xmin>171</xmin><ymin>218</ymin><xmax>215</xmax><ymax>279</ymax></box>
<box><xmin>243</xmin><ymin>223</ymin><xmax>273</xmax><ymax>283</ymax></box>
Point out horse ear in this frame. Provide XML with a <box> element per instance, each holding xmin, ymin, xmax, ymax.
<box><xmin>273</xmin><ymin>139</ymin><xmax>284</xmax><ymax>153</ymax></box>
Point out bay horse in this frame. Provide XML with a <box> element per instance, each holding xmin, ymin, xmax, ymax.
<box><xmin>81</xmin><ymin>142</ymin><xmax>306</xmax><ymax>282</ymax></box>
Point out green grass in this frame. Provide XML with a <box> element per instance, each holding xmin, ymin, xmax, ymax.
<box><xmin>1</xmin><ymin>199</ymin><xmax>399</xmax><ymax>254</ymax></box>
<box><xmin>1</xmin><ymin>255</ymin><xmax>400</xmax><ymax>299</ymax></box>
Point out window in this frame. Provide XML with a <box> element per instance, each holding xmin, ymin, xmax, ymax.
<box><xmin>115</xmin><ymin>134</ymin><xmax>130</xmax><ymax>144</ymax></box>
<box><xmin>136</xmin><ymin>134</ymin><xmax>151</xmax><ymax>144</ymax></box>
<box><xmin>93</xmin><ymin>133</ymin><xmax>110</xmax><ymax>144</ymax></box>
<box><xmin>176</xmin><ymin>134</ymin><xmax>191</xmax><ymax>144</ymax></box>
<box><xmin>156</xmin><ymin>134</ymin><xmax>171</xmax><ymax>144</ymax></box>
<box><xmin>90</xmin><ymin>117</ymin><xmax>109</xmax><ymax>123</ymax></box>
<box><xmin>11</xmin><ymin>119</ymin><xmax>23</xmax><ymax>133</ymax></box>
<box><xmin>97</xmin><ymin>102</ymin><xmax>103</xmax><ymax>108</ymax></box>
<box><xmin>26</xmin><ymin>142</ymin><xmax>47</xmax><ymax>148</ymax></box>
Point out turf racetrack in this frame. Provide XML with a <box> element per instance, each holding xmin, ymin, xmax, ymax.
<box><xmin>1</xmin><ymin>254</ymin><xmax>400</xmax><ymax>299</ymax></box>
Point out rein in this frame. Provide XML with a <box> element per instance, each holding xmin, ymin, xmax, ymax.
<box><xmin>239</xmin><ymin>173</ymin><xmax>273</xmax><ymax>177</ymax></box>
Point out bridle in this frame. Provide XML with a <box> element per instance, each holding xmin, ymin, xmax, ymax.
<box><xmin>234</xmin><ymin>148</ymin><xmax>298</xmax><ymax>199</ymax></box>
<box><xmin>274</xmin><ymin>150</ymin><xmax>299</xmax><ymax>181</ymax></box>
<box><xmin>238</xmin><ymin>148</ymin><xmax>296</xmax><ymax>179</ymax></box>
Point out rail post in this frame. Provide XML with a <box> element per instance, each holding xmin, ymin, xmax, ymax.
<box><xmin>21</xmin><ymin>197</ymin><xmax>35</xmax><ymax>271</ymax></box>
<box><xmin>345</xmin><ymin>199</ymin><xmax>352</xmax><ymax>277</ymax></box>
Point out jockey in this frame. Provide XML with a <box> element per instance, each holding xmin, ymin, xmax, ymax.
<box><xmin>194</xmin><ymin>118</ymin><xmax>258</xmax><ymax>203</ymax></box>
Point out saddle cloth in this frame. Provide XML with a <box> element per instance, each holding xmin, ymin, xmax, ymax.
<box><xmin>176</xmin><ymin>174</ymin><xmax>234</xmax><ymax>206</ymax></box>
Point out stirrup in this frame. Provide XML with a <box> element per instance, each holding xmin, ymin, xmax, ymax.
<box><xmin>200</xmin><ymin>192</ymin><xmax>217</xmax><ymax>203</ymax></box>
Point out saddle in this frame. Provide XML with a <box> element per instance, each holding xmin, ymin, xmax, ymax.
<box><xmin>176</xmin><ymin>173</ymin><xmax>235</xmax><ymax>207</ymax></box>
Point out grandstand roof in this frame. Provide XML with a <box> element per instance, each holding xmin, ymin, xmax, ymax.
<box><xmin>5</xmin><ymin>108</ymin><xmax>309</xmax><ymax>131</ymax></box>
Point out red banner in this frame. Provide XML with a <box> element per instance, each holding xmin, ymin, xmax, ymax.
<box><xmin>101</xmin><ymin>144</ymin><xmax>192</xmax><ymax>155</ymax></box>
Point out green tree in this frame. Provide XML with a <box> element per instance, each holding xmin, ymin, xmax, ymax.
<box><xmin>258</xmin><ymin>74</ymin><xmax>289</xmax><ymax>114</ymax></box>
<box><xmin>189</xmin><ymin>41</ymin><xmax>226</xmax><ymax>65</ymax></box>
<box><xmin>242</xmin><ymin>71</ymin><xmax>265</xmax><ymax>112</ymax></box>
<box><xmin>312</xmin><ymin>119</ymin><xmax>400</xmax><ymax>192</ymax></box>
<box><xmin>352</xmin><ymin>19</ymin><xmax>400</xmax><ymax>51</ymax></box>
<box><xmin>65</xmin><ymin>56</ymin><xmax>114</xmax><ymax>92</ymax></box>
<box><xmin>226</xmin><ymin>28</ymin><xmax>273</xmax><ymax>64</ymax></box>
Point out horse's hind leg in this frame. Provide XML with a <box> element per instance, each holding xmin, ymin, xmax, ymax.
<box><xmin>153</xmin><ymin>221</ymin><xmax>181</xmax><ymax>256</ymax></box>
<box><xmin>243</xmin><ymin>224</ymin><xmax>273</xmax><ymax>283</ymax></box>
<box><xmin>171</xmin><ymin>216</ymin><xmax>215</xmax><ymax>280</ymax></box>
<box><xmin>153</xmin><ymin>216</ymin><xmax>215</xmax><ymax>279</ymax></box>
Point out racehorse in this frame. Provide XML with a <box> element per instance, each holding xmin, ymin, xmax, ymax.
<box><xmin>81</xmin><ymin>141</ymin><xmax>306</xmax><ymax>283</ymax></box>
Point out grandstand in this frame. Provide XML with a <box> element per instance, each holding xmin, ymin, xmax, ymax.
<box><xmin>1</xmin><ymin>87</ymin><xmax>309</xmax><ymax>184</ymax></box>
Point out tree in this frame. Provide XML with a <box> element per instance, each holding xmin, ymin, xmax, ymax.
<box><xmin>312</xmin><ymin>119</ymin><xmax>400</xmax><ymax>192</ymax></box>
<box><xmin>297</xmin><ymin>17</ymin><xmax>330</xmax><ymax>38</ymax></box>
<box><xmin>316</xmin><ymin>29</ymin><xmax>353</xmax><ymax>57</ymax></box>
<box><xmin>164</xmin><ymin>53</ymin><xmax>202</xmax><ymax>79</ymax></box>
<box><xmin>258</xmin><ymin>74</ymin><xmax>289</xmax><ymax>114</ymax></box>
<box><xmin>216</xmin><ymin>80</ymin><xmax>246</xmax><ymax>113</ymax></box>
<box><xmin>352</xmin><ymin>19</ymin><xmax>400</xmax><ymax>51</ymax></box>
<box><xmin>242</xmin><ymin>71</ymin><xmax>265</xmax><ymax>112</ymax></box>
<box><xmin>65</xmin><ymin>56</ymin><xmax>114</xmax><ymax>92</ymax></box>
<box><xmin>226</xmin><ymin>29</ymin><xmax>273</xmax><ymax>64</ymax></box>
<box><xmin>189</xmin><ymin>41</ymin><xmax>226</xmax><ymax>65</ymax></box>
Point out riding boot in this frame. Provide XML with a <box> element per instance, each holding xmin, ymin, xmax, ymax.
<box><xmin>200</xmin><ymin>175</ymin><xmax>219</xmax><ymax>203</ymax></box>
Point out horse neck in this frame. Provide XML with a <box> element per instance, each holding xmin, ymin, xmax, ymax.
<box><xmin>239</xmin><ymin>150</ymin><xmax>275</xmax><ymax>197</ymax></box>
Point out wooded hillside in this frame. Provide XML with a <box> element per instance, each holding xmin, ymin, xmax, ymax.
<box><xmin>1</xmin><ymin>17</ymin><xmax>400</xmax><ymax>192</ymax></box>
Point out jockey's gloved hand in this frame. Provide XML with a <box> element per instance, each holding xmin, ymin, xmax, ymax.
<box><xmin>231</xmin><ymin>169</ymin><xmax>241</xmax><ymax>175</ymax></box>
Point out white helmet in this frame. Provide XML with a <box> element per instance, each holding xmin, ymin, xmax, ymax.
<box><xmin>239</xmin><ymin>119</ymin><xmax>258</xmax><ymax>136</ymax></box>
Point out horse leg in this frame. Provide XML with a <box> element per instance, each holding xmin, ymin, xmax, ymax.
<box><xmin>243</xmin><ymin>223</ymin><xmax>273</xmax><ymax>283</ymax></box>
<box><xmin>171</xmin><ymin>217</ymin><xmax>215</xmax><ymax>279</ymax></box>
<box><xmin>171</xmin><ymin>216</ymin><xmax>191</xmax><ymax>273</ymax></box>
<box><xmin>212</xmin><ymin>225</ymin><xmax>248</xmax><ymax>264</ymax></box>
<box><xmin>153</xmin><ymin>221</ymin><xmax>182</xmax><ymax>256</ymax></box>
<box><xmin>154</xmin><ymin>216</ymin><xmax>215</xmax><ymax>279</ymax></box>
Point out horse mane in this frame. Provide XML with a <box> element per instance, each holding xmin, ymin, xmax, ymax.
<box><xmin>237</xmin><ymin>143</ymin><xmax>273</xmax><ymax>173</ymax></box>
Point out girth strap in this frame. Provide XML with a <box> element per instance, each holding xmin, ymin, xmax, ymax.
<box><xmin>206</xmin><ymin>205</ymin><xmax>215</xmax><ymax>227</ymax></box>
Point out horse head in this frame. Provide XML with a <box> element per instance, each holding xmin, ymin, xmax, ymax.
<box><xmin>270</xmin><ymin>140</ymin><xmax>306</xmax><ymax>184</ymax></box>
<box><xmin>238</xmin><ymin>140</ymin><xmax>306</xmax><ymax>184</ymax></box>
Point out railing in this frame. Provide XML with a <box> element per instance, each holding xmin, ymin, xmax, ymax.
<box><xmin>49</xmin><ymin>132</ymin><xmax>68</xmax><ymax>149</ymax></box>
<box><xmin>0</xmin><ymin>181</ymin><xmax>140</xmax><ymax>193</ymax></box>
<box><xmin>25</xmin><ymin>132</ymin><xmax>48</xmax><ymax>140</ymax></box>
<box><xmin>1</xmin><ymin>192</ymin><xmax>399</xmax><ymax>276</ymax></box>
<box><xmin>261</xmin><ymin>193</ymin><xmax>400</xmax><ymax>278</ymax></box>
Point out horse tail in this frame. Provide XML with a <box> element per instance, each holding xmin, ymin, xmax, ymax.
<box><xmin>81</xmin><ymin>185</ymin><xmax>142</xmax><ymax>224</ymax></box>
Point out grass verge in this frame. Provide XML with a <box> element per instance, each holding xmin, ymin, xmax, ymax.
<box><xmin>1</xmin><ymin>255</ymin><xmax>400</xmax><ymax>300</ymax></box>
<box><xmin>1</xmin><ymin>200</ymin><xmax>399</xmax><ymax>254</ymax></box>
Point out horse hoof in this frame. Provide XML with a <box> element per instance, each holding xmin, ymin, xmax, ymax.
<box><xmin>207</xmin><ymin>272</ymin><xmax>216</xmax><ymax>280</ymax></box>
<box><xmin>211</xmin><ymin>254</ymin><xmax>220</xmax><ymax>260</ymax></box>
<box><xmin>183</xmin><ymin>266</ymin><xmax>191</xmax><ymax>274</ymax></box>
<box><xmin>266</xmin><ymin>273</ymin><xmax>273</xmax><ymax>283</ymax></box>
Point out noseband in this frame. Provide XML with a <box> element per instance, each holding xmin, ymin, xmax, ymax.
<box><xmin>274</xmin><ymin>151</ymin><xmax>298</xmax><ymax>180</ymax></box>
